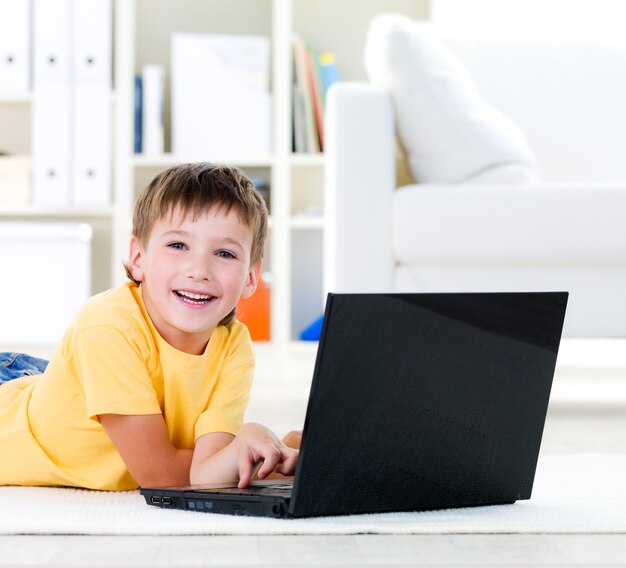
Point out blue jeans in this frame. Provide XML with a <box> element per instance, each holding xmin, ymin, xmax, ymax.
<box><xmin>0</xmin><ymin>352</ymin><xmax>49</xmax><ymax>385</ymax></box>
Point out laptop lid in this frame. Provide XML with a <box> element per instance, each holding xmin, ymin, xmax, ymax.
<box><xmin>288</xmin><ymin>292</ymin><xmax>568</xmax><ymax>517</ymax></box>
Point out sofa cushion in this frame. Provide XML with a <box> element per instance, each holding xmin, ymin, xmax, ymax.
<box><xmin>392</xmin><ymin>183</ymin><xmax>626</xmax><ymax>264</ymax></box>
<box><xmin>364</xmin><ymin>14</ymin><xmax>539</xmax><ymax>184</ymax></box>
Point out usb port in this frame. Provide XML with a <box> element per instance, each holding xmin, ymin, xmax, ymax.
<box><xmin>150</xmin><ymin>495</ymin><xmax>161</xmax><ymax>505</ymax></box>
<box><xmin>162</xmin><ymin>496</ymin><xmax>172</xmax><ymax>506</ymax></box>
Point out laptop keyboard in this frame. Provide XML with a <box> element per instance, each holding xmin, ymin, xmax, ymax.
<box><xmin>208</xmin><ymin>483</ymin><xmax>293</xmax><ymax>496</ymax></box>
<box><xmin>253</xmin><ymin>483</ymin><xmax>293</xmax><ymax>495</ymax></box>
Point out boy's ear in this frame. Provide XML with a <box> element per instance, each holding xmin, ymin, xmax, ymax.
<box><xmin>127</xmin><ymin>237</ymin><xmax>145</xmax><ymax>283</ymax></box>
<box><xmin>241</xmin><ymin>262</ymin><xmax>262</xmax><ymax>299</ymax></box>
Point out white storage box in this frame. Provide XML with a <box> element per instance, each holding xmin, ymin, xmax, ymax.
<box><xmin>171</xmin><ymin>33</ymin><xmax>272</xmax><ymax>156</ymax></box>
<box><xmin>0</xmin><ymin>222</ymin><xmax>92</xmax><ymax>345</ymax></box>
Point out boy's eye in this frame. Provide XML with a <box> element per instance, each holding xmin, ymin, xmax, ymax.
<box><xmin>217</xmin><ymin>250</ymin><xmax>235</xmax><ymax>259</ymax></box>
<box><xmin>168</xmin><ymin>242</ymin><xmax>187</xmax><ymax>250</ymax></box>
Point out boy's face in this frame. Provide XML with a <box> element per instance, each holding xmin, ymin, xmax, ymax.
<box><xmin>128</xmin><ymin>205</ymin><xmax>260</xmax><ymax>354</ymax></box>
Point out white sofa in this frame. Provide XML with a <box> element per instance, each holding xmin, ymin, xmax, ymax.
<box><xmin>324</xmin><ymin>16</ymin><xmax>626</xmax><ymax>338</ymax></box>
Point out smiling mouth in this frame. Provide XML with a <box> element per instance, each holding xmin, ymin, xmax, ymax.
<box><xmin>174</xmin><ymin>290</ymin><xmax>215</xmax><ymax>305</ymax></box>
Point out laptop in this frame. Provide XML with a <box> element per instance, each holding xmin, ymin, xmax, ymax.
<box><xmin>141</xmin><ymin>291</ymin><xmax>568</xmax><ymax>518</ymax></box>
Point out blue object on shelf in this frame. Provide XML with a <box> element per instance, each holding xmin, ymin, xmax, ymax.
<box><xmin>299</xmin><ymin>314</ymin><xmax>324</xmax><ymax>341</ymax></box>
<box><xmin>134</xmin><ymin>74</ymin><xmax>143</xmax><ymax>153</ymax></box>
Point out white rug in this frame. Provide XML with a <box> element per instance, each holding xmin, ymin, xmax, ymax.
<box><xmin>1</xmin><ymin>454</ymin><xmax>624</xmax><ymax>536</ymax></box>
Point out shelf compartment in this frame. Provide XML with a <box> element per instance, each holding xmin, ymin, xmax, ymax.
<box><xmin>290</xmin><ymin>228</ymin><xmax>324</xmax><ymax>341</ymax></box>
<box><xmin>291</xmin><ymin>160</ymin><xmax>324</xmax><ymax>217</ymax></box>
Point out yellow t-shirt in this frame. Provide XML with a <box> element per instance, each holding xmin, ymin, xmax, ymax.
<box><xmin>0</xmin><ymin>282</ymin><xmax>254</xmax><ymax>490</ymax></box>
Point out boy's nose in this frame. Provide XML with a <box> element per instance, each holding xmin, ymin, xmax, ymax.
<box><xmin>186</xmin><ymin>256</ymin><xmax>213</xmax><ymax>281</ymax></box>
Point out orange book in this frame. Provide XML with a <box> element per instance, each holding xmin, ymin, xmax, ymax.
<box><xmin>236</xmin><ymin>275</ymin><xmax>270</xmax><ymax>341</ymax></box>
<box><xmin>304</xmin><ymin>44</ymin><xmax>324</xmax><ymax>150</ymax></box>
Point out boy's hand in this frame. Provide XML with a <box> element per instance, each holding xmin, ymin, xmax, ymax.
<box><xmin>235</xmin><ymin>423</ymin><xmax>299</xmax><ymax>488</ymax></box>
<box><xmin>282</xmin><ymin>430</ymin><xmax>302</xmax><ymax>449</ymax></box>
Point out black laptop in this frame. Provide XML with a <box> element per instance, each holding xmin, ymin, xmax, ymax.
<box><xmin>141</xmin><ymin>291</ymin><xmax>568</xmax><ymax>518</ymax></box>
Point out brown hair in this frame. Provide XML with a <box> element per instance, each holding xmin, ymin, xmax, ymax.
<box><xmin>125</xmin><ymin>163</ymin><xmax>269</xmax><ymax>327</ymax></box>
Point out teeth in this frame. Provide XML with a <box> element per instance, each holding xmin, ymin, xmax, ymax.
<box><xmin>179</xmin><ymin>291</ymin><xmax>210</xmax><ymax>300</ymax></box>
<box><xmin>176</xmin><ymin>290</ymin><xmax>213</xmax><ymax>303</ymax></box>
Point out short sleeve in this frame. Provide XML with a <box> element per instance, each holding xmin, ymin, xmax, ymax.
<box><xmin>194</xmin><ymin>325</ymin><xmax>255</xmax><ymax>439</ymax></box>
<box><xmin>73</xmin><ymin>325</ymin><xmax>162</xmax><ymax>420</ymax></box>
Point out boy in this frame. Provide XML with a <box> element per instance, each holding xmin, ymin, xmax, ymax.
<box><xmin>0</xmin><ymin>163</ymin><xmax>298</xmax><ymax>490</ymax></box>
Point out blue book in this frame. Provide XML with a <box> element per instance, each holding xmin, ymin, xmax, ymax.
<box><xmin>319</xmin><ymin>52</ymin><xmax>340</xmax><ymax>102</ymax></box>
<box><xmin>133</xmin><ymin>74</ymin><xmax>142</xmax><ymax>153</ymax></box>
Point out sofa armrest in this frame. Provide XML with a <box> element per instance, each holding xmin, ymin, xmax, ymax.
<box><xmin>324</xmin><ymin>82</ymin><xmax>396</xmax><ymax>295</ymax></box>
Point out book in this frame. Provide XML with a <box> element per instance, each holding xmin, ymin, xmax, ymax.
<box><xmin>141</xmin><ymin>64</ymin><xmax>164</xmax><ymax>155</ymax></box>
<box><xmin>304</xmin><ymin>44</ymin><xmax>325</xmax><ymax>151</ymax></box>
<box><xmin>319</xmin><ymin>52</ymin><xmax>340</xmax><ymax>101</ymax></box>
<box><xmin>0</xmin><ymin>0</ymin><xmax>31</xmax><ymax>93</ymax></box>
<box><xmin>31</xmin><ymin>0</ymin><xmax>72</xmax><ymax>205</ymax></box>
<box><xmin>292</xmin><ymin>34</ymin><xmax>319</xmax><ymax>153</ymax></box>
<box><xmin>72</xmin><ymin>83</ymin><xmax>111</xmax><ymax>205</ymax></box>
<box><xmin>291</xmin><ymin>38</ymin><xmax>340</xmax><ymax>153</ymax></box>
<box><xmin>292</xmin><ymin>82</ymin><xmax>305</xmax><ymax>153</ymax></box>
<box><xmin>133</xmin><ymin>74</ymin><xmax>142</xmax><ymax>153</ymax></box>
<box><xmin>72</xmin><ymin>0</ymin><xmax>112</xmax><ymax>206</ymax></box>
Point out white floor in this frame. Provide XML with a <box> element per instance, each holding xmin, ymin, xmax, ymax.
<box><xmin>1</xmin><ymin>340</ymin><xmax>626</xmax><ymax>567</ymax></box>
<box><xmin>2</xmin><ymin>532</ymin><xmax>626</xmax><ymax>567</ymax></box>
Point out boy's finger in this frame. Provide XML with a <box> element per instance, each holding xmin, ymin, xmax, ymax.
<box><xmin>282</xmin><ymin>430</ymin><xmax>303</xmax><ymax>449</ymax></box>
<box><xmin>251</xmin><ymin>460</ymin><xmax>264</xmax><ymax>480</ymax></box>
<box><xmin>256</xmin><ymin>446</ymin><xmax>282</xmax><ymax>479</ymax></box>
<box><xmin>276</xmin><ymin>448</ymin><xmax>299</xmax><ymax>475</ymax></box>
<box><xmin>237</xmin><ymin>453</ymin><xmax>254</xmax><ymax>488</ymax></box>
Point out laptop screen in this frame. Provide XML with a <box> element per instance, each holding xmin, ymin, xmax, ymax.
<box><xmin>289</xmin><ymin>292</ymin><xmax>567</xmax><ymax>517</ymax></box>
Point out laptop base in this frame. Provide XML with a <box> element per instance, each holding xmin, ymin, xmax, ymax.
<box><xmin>141</xmin><ymin>487</ymin><xmax>290</xmax><ymax>518</ymax></box>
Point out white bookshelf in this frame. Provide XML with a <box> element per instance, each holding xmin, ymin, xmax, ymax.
<box><xmin>0</xmin><ymin>0</ymin><xmax>428</xmax><ymax>380</ymax></box>
<box><xmin>0</xmin><ymin>205</ymin><xmax>114</xmax><ymax>218</ymax></box>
